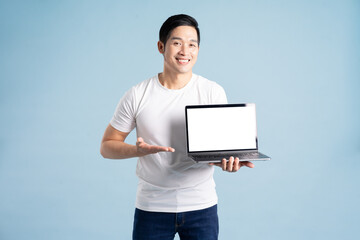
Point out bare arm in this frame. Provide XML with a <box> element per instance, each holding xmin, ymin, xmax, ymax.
<box><xmin>100</xmin><ymin>124</ymin><xmax>174</xmax><ymax>159</ymax></box>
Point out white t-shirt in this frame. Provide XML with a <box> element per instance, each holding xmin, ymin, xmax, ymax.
<box><xmin>110</xmin><ymin>73</ymin><xmax>227</xmax><ymax>212</ymax></box>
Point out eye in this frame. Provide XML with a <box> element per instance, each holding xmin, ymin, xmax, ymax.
<box><xmin>173</xmin><ymin>41</ymin><xmax>181</xmax><ymax>46</ymax></box>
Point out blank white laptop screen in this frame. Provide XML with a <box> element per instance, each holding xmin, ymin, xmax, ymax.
<box><xmin>186</xmin><ymin>104</ymin><xmax>257</xmax><ymax>152</ymax></box>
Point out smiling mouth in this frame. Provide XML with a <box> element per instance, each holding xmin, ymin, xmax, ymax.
<box><xmin>176</xmin><ymin>58</ymin><xmax>190</xmax><ymax>64</ymax></box>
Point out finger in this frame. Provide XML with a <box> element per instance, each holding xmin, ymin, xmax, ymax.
<box><xmin>136</xmin><ymin>138</ymin><xmax>146</xmax><ymax>150</ymax></box>
<box><xmin>227</xmin><ymin>156</ymin><xmax>234</xmax><ymax>172</ymax></box>
<box><xmin>209</xmin><ymin>162</ymin><xmax>222</xmax><ymax>167</ymax></box>
<box><xmin>136</xmin><ymin>139</ymin><xmax>144</xmax><ymax>149</ymax></box>
<box><xmin>157</xmin><ymin>145</ymin><xmax>175</xmax><ymax>152</ymax></box>
<box><xmin>167</xmin><ymin>147</ymin><xmax>175</xmax><ymax>152</ymax></box>
<box><xmin>241</xmin><ymin>161</ymin><xmax>255</xmax><ymax>168</ymax></box>
<box><xmin>136</xmin><ymin>138</ymin><xmax>175</xmax><ymax>153</ymax></box>
<box><xmin>221</xmin><ymin>158</ymin><xmax>227</xmax><ymax>171</ymax></box>
<box><xmin>233</xmin><ymin>157</ymin><xmax>240</xmax><ymax>172</ymax></box>
<box><xmin>148</xmin><ymin>145</ymin><xmax>174</xmax><ymax>153</ymax></box>
<box><xmin>137</xmin><ymin>137</ymin><xmax>144</xmax><ymax>144</ymax></box>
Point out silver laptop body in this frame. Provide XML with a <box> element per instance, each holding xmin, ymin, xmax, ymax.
<box><xmin>185</xmin><ymin>103</ymin><xmax>271</xmax><ymax>163</ymax></box>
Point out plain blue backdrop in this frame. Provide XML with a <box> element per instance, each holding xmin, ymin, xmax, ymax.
<box><xmin>1</xmin><ymin>0</ymin><xmax>359</xmax><ymax>239</ymax></box>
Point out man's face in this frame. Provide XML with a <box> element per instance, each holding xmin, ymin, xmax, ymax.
<box><xmin>158</xmin><ymin>26</ymin><xmax>199</xmax><ymax>75</ymax></box>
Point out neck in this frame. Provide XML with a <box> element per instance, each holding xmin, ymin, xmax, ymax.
<box><xmin>158</xmin><ymin>71</ymin><xmax>193</xmax><ymax>90</ymax></box>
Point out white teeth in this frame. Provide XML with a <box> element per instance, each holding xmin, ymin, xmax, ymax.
<box><xmin>178</xmin><ymin>59</ymin><xmax>189</xmax><ymax>63</ymax></box>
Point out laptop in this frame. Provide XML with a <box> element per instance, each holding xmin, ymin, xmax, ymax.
<box><xmin>185</xmin><ymin>103</ymin><xmax>271</xmax><ymax>163</ymax></box>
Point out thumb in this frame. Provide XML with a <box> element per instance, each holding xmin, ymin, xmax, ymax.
<box><xmin>241</xmin><ymin>161</ymin><xmax>255</xmax><ymax>168</ymax></box>
<box><xmin>137</xmin><ymin>137</ymin><xmax>144</xmax><ymax>143</ymax></box>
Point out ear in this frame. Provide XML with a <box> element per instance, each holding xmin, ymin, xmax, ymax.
<box><xmin>157</xmin><ymin>41</ymin><xmax>165</xmax><ymax>54</ymax></box>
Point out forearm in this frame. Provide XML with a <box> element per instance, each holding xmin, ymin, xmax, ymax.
<box><xmin>100</xmin><ymin>140</ymin><xmax>141</xmax><ymax>159</ymax></box>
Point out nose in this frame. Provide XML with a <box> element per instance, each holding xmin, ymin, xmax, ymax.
<box><xmin>179</xmin><ymin>44</ymin><xmax>190</xmax><ymax>55</ymax></box>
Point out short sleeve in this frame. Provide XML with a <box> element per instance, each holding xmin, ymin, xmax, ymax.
<box><xmin>110</xmin><ymin>88</ymin><xmax>136</xmax><ymax>133</ymax></box>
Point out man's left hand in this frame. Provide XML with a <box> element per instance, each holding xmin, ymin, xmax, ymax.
<box><xmin>209</xmin><ymin>156</ymin><xmax>255</xmax><ymax>172</ymax></box>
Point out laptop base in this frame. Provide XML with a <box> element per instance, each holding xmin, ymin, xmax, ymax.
<box><xmin>190</xmin><ymin>152</ymin><xmax>271</xmax><ymax>163</ymax></box>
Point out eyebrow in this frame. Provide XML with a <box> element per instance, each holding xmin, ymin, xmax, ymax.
<box><xmin>170</xmin><ymin>37</ymin><xmax>198</xmax><ymax>44</ymax></box>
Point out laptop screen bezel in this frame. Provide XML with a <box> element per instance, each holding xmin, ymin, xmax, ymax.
<box><xmin>185</xmin><ymin>103</ymin><xmax>259</xmax><ymax>154</ymax></box>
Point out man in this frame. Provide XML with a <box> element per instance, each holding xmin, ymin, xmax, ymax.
<box><xmin>100</xmin><ymin>14</ymin><xmax>254</xmax><ymax>240</ymax></box>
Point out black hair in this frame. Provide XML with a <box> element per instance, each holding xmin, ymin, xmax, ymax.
<box><xmin>159</xmin><ymin>14</ymin><xmax>200</xmax><ymax>47</ymax></box>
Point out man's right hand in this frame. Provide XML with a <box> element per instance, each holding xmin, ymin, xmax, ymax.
<box><xmin>136</xmin><ymin>137</ymin><xmax>175</xmax><ymax>156</ymax></box>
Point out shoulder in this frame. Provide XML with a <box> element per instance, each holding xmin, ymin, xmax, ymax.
<box><xmin>193</xmin><ymin>74</ymin><xmax>225</xmax><ymax>92</ymax></box>
<box><xmin>123</xmin><ymin>75</ymin><xmax>157</xmax><ymax>99</ymax></box>
<box><xmin>130</xmin><ymin>76</ymin><xmax>156</xmax><ymax>93</ymax></box>
<box><xmin>191</xmin><ymin>74</ymin><xmax>228</xmax><ymax>104</ymax></box>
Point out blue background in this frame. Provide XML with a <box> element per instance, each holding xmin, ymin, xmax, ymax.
<box><xmin>1</xmin><ymin>0</ymin><xmax>359</xmax><ymax>239</ymax></box>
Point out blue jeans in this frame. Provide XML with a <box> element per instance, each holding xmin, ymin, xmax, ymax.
<box><xmin>132</xmin><ymin>205</ymin><xmax>219</xmax><ymax>240</ymax></box>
